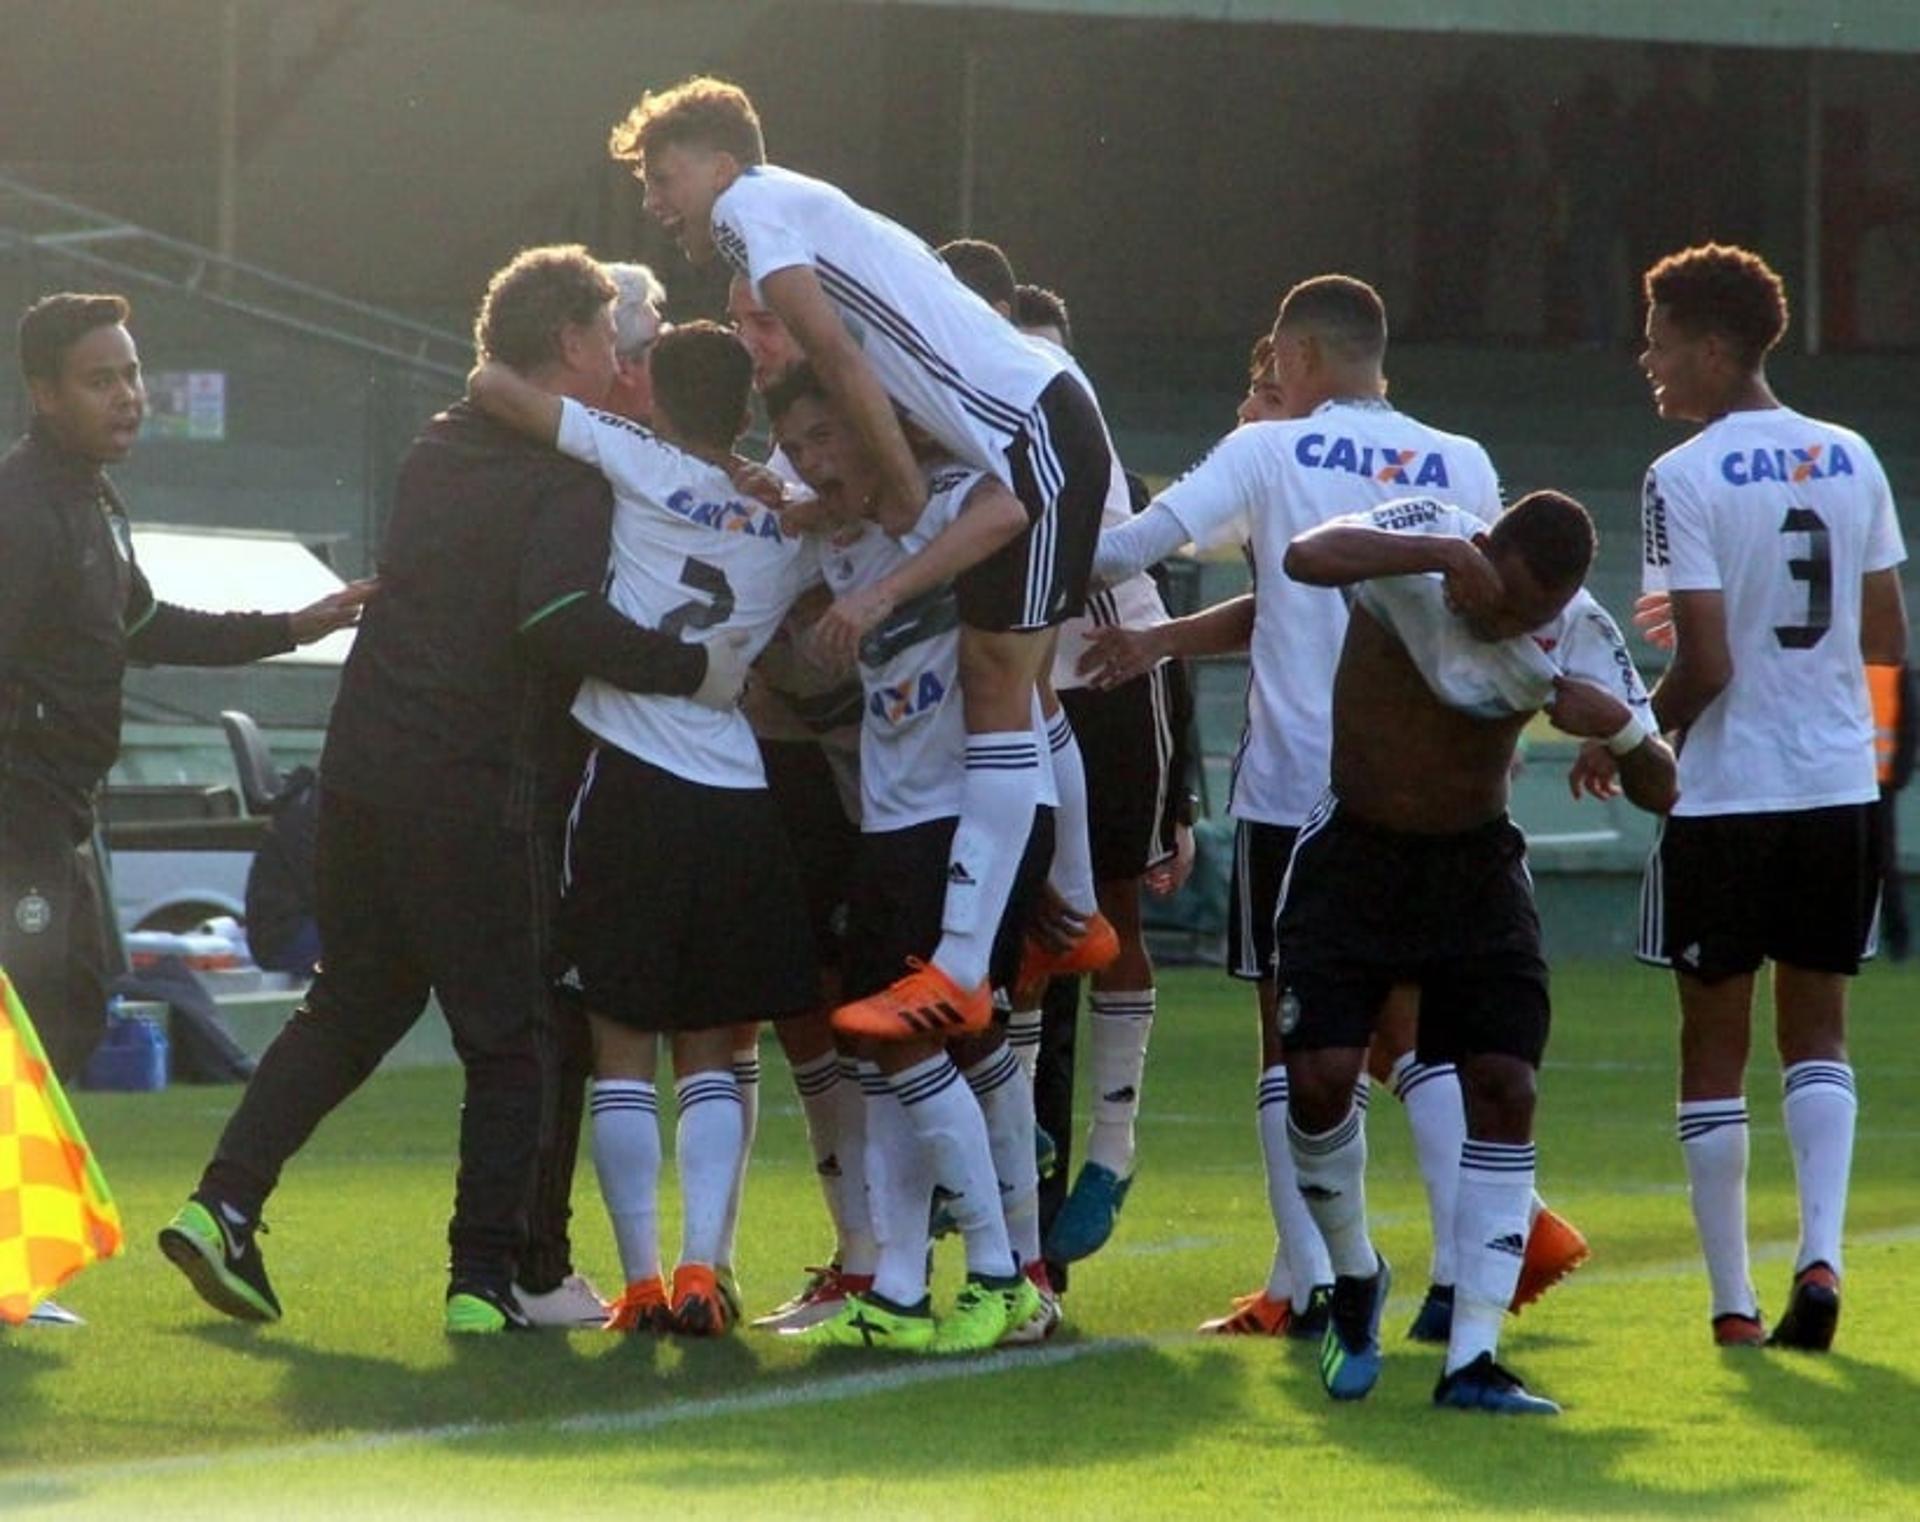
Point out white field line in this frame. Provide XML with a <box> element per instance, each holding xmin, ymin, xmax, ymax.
<box><xmin>1</xmin><ymin>1335</ymin><xmax>1148</xmax><ymax>1497</ymax></box>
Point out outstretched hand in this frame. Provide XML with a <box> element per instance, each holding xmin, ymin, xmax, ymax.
<box><xmin>289</xmin><ymin>578</ymin><xmax>377</xmax><ymax>644</ymax></box>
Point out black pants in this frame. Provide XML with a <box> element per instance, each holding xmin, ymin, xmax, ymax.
<box><xmin>201</xmin><ymin>788</ymin><xmax>549</xmax><ymax>1290</ymax></box>
<box><xmin>0</xmin><ymin>789</ymin><xmax>110</xmax><ymax>1081</ymax></box>
<box><xmin>1036</xmin><ymin>972</ymin><xmax>1081</xmax><ymax>1291</ymax></box>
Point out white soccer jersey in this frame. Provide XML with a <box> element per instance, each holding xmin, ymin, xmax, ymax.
<box><xmin>1040</xmin><ymin>341</ymin><xmax>1168</xmax><ymax>690</ymax></box>
<box><xmin>1349</xmin><ymin>499</ymin><xmax>1653</xmax><ymax>720</ymax></box>
<box><xmin>1642</xmin><ymin>406</ymin><xmax>1906</xmax><ymax>816</ymax></box>
<box><xmin>711</xmin><ymin>166</ymin><xmax>1067</xmax><ymax>484</ymax></box>
<box><xmin>823</xmin><ymin>465</ymin><xmax>1054</xmax><ymax>831</ymax></box>
<box><xmin>557</xmin><ymin>400</ymin><xmax>820</xmax><ymax>788</ymax></box>
<box><xmin>1151</xmin><ymin>398</ymin><xmax>1503</xmax><ymax>825</ymax></box>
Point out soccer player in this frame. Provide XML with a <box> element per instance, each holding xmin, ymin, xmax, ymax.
<box><xmin>161</xmin><ymin>249</ymin><xmax>742</xmax><ymax>1333</ymax></box>
<box><xmin>469</xmin><ymin>321</ymin><xmax>822</xmax><ymax>1337</ymax></box>
<box><xmin>1087</xmin><ymin>275</ymin><xmax>1529</xmax><ymax>1341</ymax></box>
<box><xmin>933</xmin><ymin>242</ymin><xmax>1172</xmax><ymax>1265</ymax></box>
<box><xmin>723</xmin><ymin>271</ymin><xmax>882</xmax><ymax>1332</ymax></box>
<box><xmin>1633</xmin><ymin>243</ymin><xmax>1908</xmax><ymax>1351</ymax></box>
<box><xmin>1279</xmin><ymin>491</ymin><xmax>1676</xmax><ymax>1413</ymax></box>
<box><xmin>610</xmin><ymin>78</ymin><xmax>1117</xmax><ymax>1042</ymax></box>
<box><xmin>767</xmin><ymin>365</ymin><xmax>1049</xmax><ymax>1352</ymax></box>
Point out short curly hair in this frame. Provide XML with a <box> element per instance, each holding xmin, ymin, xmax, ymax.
<box><xmin>1643</xmin><ymin>243</ymin><xmax>1789</xmax><ymax>369</ymax></box>
<box><xmin>473</xmin><ymin>245</ymin><xmax>616</xmax><ymax>371</ymax></box>
<box><xmin>19</xmin><ymin>292</ymin><xmax>130</xmax><ymax>385</ymax></box>
<box><xmin>609</xmin><ymin>76</ymin><xmax>765</xmax><ymax>176</ymax></box>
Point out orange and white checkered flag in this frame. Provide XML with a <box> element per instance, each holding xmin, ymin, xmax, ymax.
<box><xmin>0</xmin><ymin>967</ymin><xmax>123</xmax><ymax>1323</ymax></box>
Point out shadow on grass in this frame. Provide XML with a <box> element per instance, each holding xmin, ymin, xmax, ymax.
<box><xmin>439</xmin><ymin>1339</ymin><xmax>1243</xmax><ymax>1489</ymax></box>
<box><xmin>0</xmin><ymin>1338</ymin><xmax>58</xmax><ymax>1459</ymax></box>
<box><xmin>1728</xmin><ymin>1345</ymin><xmax>1920</xmax><ymax>1491</ymax></box>
<box><xmin>1304</xmin><ymin>1341</ymin><xmax>1780</xmax><ymax>1516</ymax></box>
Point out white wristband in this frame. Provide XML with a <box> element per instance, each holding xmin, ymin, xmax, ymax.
<box><xmin>1604</xmin><ymin>712</ymin><xmax>1650</xmax><ymax>757</ymax></box>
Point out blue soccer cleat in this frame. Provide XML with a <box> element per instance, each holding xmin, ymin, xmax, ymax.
<box><xmin>1318</xmin><ymin>1254</ymin><xmax>1390</xmax><ymax>1401</ymax></box>
<box><xmin>1043</xmin><ymin>1162</ymin><xmax>1134</xmax><ymax>1263</ymax></box>
<box><xmin>1433</xmin><ymin>1352</ymin><xmax>1561</xmax><ymax>1415</ymax></box>
<box><xmin>1407</xmin><ymin>1282</ymin><xmax>1455</xmax><ymax>1343</ymax></box>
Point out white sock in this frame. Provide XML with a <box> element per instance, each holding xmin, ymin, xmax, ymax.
<box><xmin>1389</xmin><ymin>1052</ymin><xmax>1466</xmax><ymax>1289</ymax></box>
<box><xmin>1679</xmin><ymin>1097</ymin><xmax>1756</xmax><ymax>1318</ymax></box>
<box><xmin>1287</xmin><ymin>1100</ymin><xmax>1375</xmax><ymax>1279</ymax></box>
<box><xmin>863</xmin><ymin>1066</ymin><xmax>935</xmax><ymax>1306</ymax></box>
<box><xmin>1445</xmin><ymin>1139</ymin><xmax>1536</xmax><ymax>1375</ymax></box>
<box><xmin>1782</xmin><ymin>1062</ymin><xmax>1858</xmax><ymax>1277</ymax></box>
<box><xmin>1007</xmin><ymin>1003</ymin><xmax>1043</xmax><ymax>1082</ymax></box>
<box><xmin>717</xmin><ymin>1047</ymin><xmax>760</xmax><ymax>1271</ymax></box>
<box><xmin>964</xmin><ymin>1044</ymin><xmax>1041</xmax><ymax>1267</ymax></box>
<box><xmin>832</xmin><ymin>1058</ymin><xmax>878</xmax><ymax>1276</ymax></box>
<box><xmin>890</xmin><ymin>1052</ymin><xmax>1016</xmax><ymax>1280</ymax></box>
<box><xmin>674</xmin><ymin>1071</ymin><xmax>743</xmax><ymax>1270</ymax></box>
<box><xmin>1259</xmin><ymin>1065</ymin><xmax>1332</xmax><ymax>1301</ymax></box>
<box><xmin>1086</xmin><ymin>988</ymin><xmax>1154</xmax><ymax>1176</ymax></box>
<box><xmin>1043</xmin><ymin>710</ymin><xmax>1098</xmax><ymax>917</ymax></box>
<box><xmin>590</xmin><ymin>1079</ymin><xmax>661</xmax><ymax>1285</ymax></box>
<box><xmin>933</xmin><ymin>731</ymin><xmax>1041</xmax><ymax>988</ymax></box>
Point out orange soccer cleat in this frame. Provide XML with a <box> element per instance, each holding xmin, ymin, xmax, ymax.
<box><xmin>1198</xmin><ymin>1290</ymin><xmax>1293</xmax><ymax>1337</ymax></box>
<box><xmin>603</xmin><ymin>1276</ymin><xmax>671</xmax><ymax>1333</ymax></box>
<box><xmin>1511</xmin><ymin>1206</ymin><xmax>1590</xmax><ymax>1313</ymax></box>
<box><xmin>1017</xmin><ymin>911</ymin><xmax>1121</xmax><ymax>989</ymax></box>
<box><xmin>831</xmin><ymin>958</ymin><xmax>992</xmax><ymax>1042</ymax></box>
<box><xmin>669</xmin><ymin>1263</ymin><xmax>733</xmax><ymax>1337</ymax></box>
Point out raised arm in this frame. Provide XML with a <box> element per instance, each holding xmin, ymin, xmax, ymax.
<box><xmin>468</xmin><ymin>361</ymin><xmax>563</xmax><ymax>446</ymax></box>
<box><xmin>760</xmin><ymin>265</ymin><xmax>927</xmax><ymax>536</ymax></box>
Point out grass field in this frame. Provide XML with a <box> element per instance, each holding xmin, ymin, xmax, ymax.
<box><xmin>4</xmin><ymin>961</ymin><xmax>1918</xmax><ymax>1520</ymax></box>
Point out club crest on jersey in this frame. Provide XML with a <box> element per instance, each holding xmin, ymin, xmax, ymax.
<box><xmin>869</xmin><ymin>669</ymin><xmax>947</xmax><ymax>725</ymax></box>
<box><xmin>1297</xmin><ymin>433</ymin><xmax>1450</xmax><ymax>488</ymax></box>
<box><xmin>1719</xmin><ymin>442</ymin><xmax>1854</xmax><ymax>487</ymax></box>
<box><xmin>664</xmin><ymin>486</ymin><xmax>786</xmax><ymax>540</ymax></box>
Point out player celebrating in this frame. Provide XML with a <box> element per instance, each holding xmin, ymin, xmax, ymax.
<box><xmin>768</xmin><ymin>365</ymin><xmax>1049</xmax><ymax>1352</ymax></box>
<box><xmin>610</xmin><ymin>77</ymin><xmax>1116</xmax><ymax>1045</ymax></box>
<box><xmin>1279</xmin><ymin>491</ymin><xmax>1676</xmax><ymax>1413</ymax></box>
<box><xmin>1089</xmin><ymin>276</ymin><xmax>1579</xmax><ymax>1342</ymax></box>
<box><xmin>1633</xmin><ymin>244</ymin><xmax>1908</xmax><ymax>1351</ymax></box>
<box><xmin>470</xmin><ymin>322</ymin><xmax>820</xmax><ymax>1337</ymax></box>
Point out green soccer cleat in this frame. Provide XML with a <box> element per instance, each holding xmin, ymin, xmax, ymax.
<box><xmin>158</xmin><ymin>1197</ymin><xmax>282</xmax><ymax>1323</ymax></box>
<box><xmin>930</xmin><ymin>1275</ymin><xmax>1031</xmax><ymax>1356</ymax></box>
<box><xmin>445</xmin><ymin>1283</ymin><xmax>532</xmax><ymax>1334</ymax></box>
<box><xmin>788</xmin><ymin>1291</ymin><xmax>935</xmax><ymax>1352</ymax></box>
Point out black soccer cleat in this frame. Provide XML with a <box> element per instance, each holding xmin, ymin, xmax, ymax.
<box><xmin>1433</xmin><ymin>1352</ymin><xmax>1561</xmax><ymax>1415</ymax></box>
<box><xmin>159</xmin><ymin>1194</ymin><xmax>283</xmax><ymax>1323</ymax></box>
<box><xmin>1768</xmin><ymin>1263</ymin><xmax>1840</xmax><ymax>1352</ymax></box>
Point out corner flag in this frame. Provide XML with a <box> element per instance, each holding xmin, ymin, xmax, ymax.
<box><xmin>0</xmin><ymin>968</ymin><xmax>124</xmax><ymax>1323</ymax></box>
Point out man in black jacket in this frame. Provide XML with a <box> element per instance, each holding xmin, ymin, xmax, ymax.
<box><xmin>159</xmin><ymin>246</ymin><xmax>747</xmax><ymax>1334</ymax></box>
<box><xmin>0</xmin><ymin>292</ymin><xmax>370</xmax><ymax>1083</ymax></box>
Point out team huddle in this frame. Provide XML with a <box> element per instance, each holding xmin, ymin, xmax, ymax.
<box><xmin>154</xmin><ymin>77</ymin><xmax>1908</xmax><ymax>1417</ymax></box>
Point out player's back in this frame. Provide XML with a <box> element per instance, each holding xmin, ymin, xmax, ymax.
<box><xmin>711</xmin><ymin>166</ymin><xmax>1065</xmax><ymax>479</ymax></box>
<box><xmin>557</xmin><ymin>401</ymin><xmax>816</xmax><ymax>788</ymax></box>
<box><xmin>1643</xmin><ymin>405</ymin><xmax>1906</xmax><ymax>815</ymax></box>
<box><xmin>1154</xmin><ymin>399</ymin><xmax>1502</xmax><ymax>826</ymax></box>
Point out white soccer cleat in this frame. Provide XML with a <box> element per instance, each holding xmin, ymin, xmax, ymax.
<box><xmin>24</xmin><ymin>1299</ymin><xmax>85</xmax><ymax>1327</ymax></box>
<box><xmin>999</xmin><ymin>1264</ymin><xmax>1061</xmax><ymax>1346</ymax></box>
<box><xmin>754</xmin><ymin>1265</ymin><xmax>873</xmax><ymax>1332</ymax></box>
<box><xmin>512</xmin><ymin>1273</ymin><xmax>609</xmax><ymax>1329</ymax></box>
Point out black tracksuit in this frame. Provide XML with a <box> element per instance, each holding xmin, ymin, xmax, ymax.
<box><xmin>0</xmin><ymin>423</ymin><xmax>294</xmax><ymax>1077</ymax></box>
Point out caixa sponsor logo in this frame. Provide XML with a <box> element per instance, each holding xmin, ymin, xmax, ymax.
<box><xmin>1719</xmin><ymin>442</ymin><xmax>1856</xmax><ymax>486</ymax></box>
<box><xmin>1295</xmin><ymin>433</ymin><xmax>1452</xmax><ymax>488</ymax></box>
<box><xmin>869</xmin><ymin>669</ymin><xmax>948</xmax><ymax>724</ymax></box>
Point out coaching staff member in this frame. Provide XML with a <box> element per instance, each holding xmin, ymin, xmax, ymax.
<box><xmin>160</xmin><ymin>247</ymin><xmax>748</xmax><ymax>1333</ymax></box>
<box><xmin>1</xmin><ymin>292</ymin><xmax>370</xmax><ymax>1080</ymax></box>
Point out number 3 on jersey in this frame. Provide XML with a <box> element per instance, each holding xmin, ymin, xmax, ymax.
<box><xmin>1775</xmin><ymin>506</ymin><xmax>1831</xmax><ymax>650</ymax></box>
<box><xmin>661</xmin><ymin>556</ymin><xmax>736</xmax><ymax>637</ymax></box>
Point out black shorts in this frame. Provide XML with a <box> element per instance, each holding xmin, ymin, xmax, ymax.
<box><xmin>956</xmin><ymin>372</ymin><xmax>1109</xmax><ymax>633</ymax></box>
<box><xmin>1061</xmin><ymin>666</ymin><xmax>1177</xmax><ymax>883</ymax></box>
<box><xmin>1227</xmin><ymin>819</ymin><xmax>1297</xmax><ymax>983</ymax></box>
<box><xmin>557</xmin><ymin>746</ymin><xmax>817</xmax><ymax>1032</ymax></box>
<box><xmin>1273</xmin><ymin>796</ymin><xmax>1551</xmax><ymax>1068</ymax></box>
<box><xmin>1637</xmin><ymin>803</ymin><xmax>1881</xmax><ymax>982</ymax></box>
<box><xmin>842</xmin><ymin>808</ymin><xmax>1056</xmax><ymax>1003</ymax></box>
<box><xmin>759</xmin><ymin>738</ymin><xmax>859</xmax><ymax>965</ymax></box>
